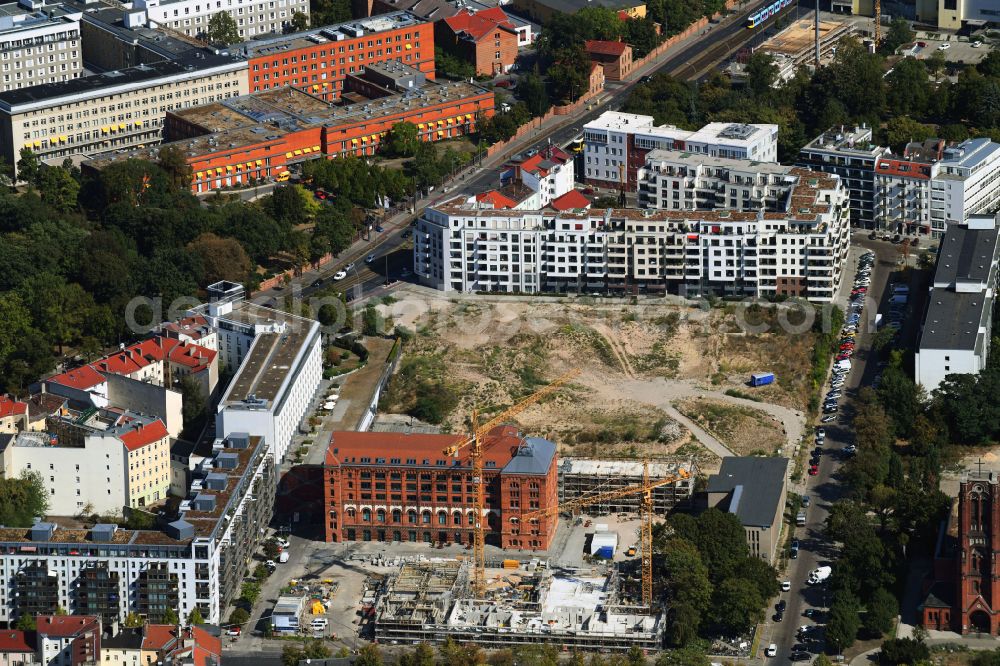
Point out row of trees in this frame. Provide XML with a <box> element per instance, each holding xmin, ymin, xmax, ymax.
<box><xmin>622</xmin><ymin>37</ymin><xmax>1000</xmax><ymax>165</ymax></box>
<box><xmin>655</xmin><ymin>509</ymin><xmax>779</xmax><ymax>645</ymax></box>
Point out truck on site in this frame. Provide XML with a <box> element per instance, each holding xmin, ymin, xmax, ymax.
<box><xmin>750</xmin><ymin>372</ymin><xmax>775</xmax><ymax>387</ymax></box>
<box><xmin>808</xmin><ymin>566</ymin><xmax>832</xmax><ymax>584</ymax></box>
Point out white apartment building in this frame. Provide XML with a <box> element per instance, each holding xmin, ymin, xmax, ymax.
<box><xmin>0</xmin><ymin>53</ymin><xmax>247</xmax><ymax>175</ymax></box>
<box><xmin>0</xmin><ymin>412</ymin><xmax>170</xmax><ymax>515</ymax></box>
<box><xmin>133</xmin><ymin>0</ymin><xmax>309</xmax><ymax>40</ymax></box>
<box><xmin>188</xmin><ymin>281</ymin><xmax>322</xmax><ymax>465</ymax></box>
<box><xmin>415</xmin><ymin>166</ymin><xmax>849</xmax><ymax>302</ymax></box>
<box><xmin>916</xmin><ymin>213</ymin><xmax>1000</xmax><ymax>393</ymax></box>
<box><xmin>0</xmin><ymin>433</ymin><xmax>275</xmax><ymax>625</ymax></box>
<box><xmin>507</xmin><ymin>145</ymin><xmax>575</xmax><ymax>207</ymax></box>
<box><xmin>582</xmin><ymin>111</ymin><xmax>778</xmax><ymax>189</ymax></box>
<box><xmin>0</xmin><ymin>4</ymin><xmax>82</xmax><ymax>92</ymax></box>
<box><xmin>874</xmin><ymin>138</ymin><xmax>1000</xmax><ymax>237</ymax></box>
<box><xmin>637</xmin><ymin>149</ymin><xmax>797</xmax><ymax>212</ymax></box>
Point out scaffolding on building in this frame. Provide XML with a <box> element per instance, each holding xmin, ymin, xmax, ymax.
<box><xmin>558</xmin><ymin>457</ymin><xmax>697</xmax><ymax>515</ymax></box>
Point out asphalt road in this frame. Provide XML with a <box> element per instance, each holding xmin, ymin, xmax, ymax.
<box><xmin>764</xmin><ymin>236</ymin><xmax>912</xmax><ymax>662</ymax></box>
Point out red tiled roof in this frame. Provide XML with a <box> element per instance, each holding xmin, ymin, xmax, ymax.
<box><xmin>442</xmin><ymin>7</ymin><xmax>515</xmax><ymax>42</ymax></box>
<box><xmin>142</xmin><ymin>625</ymin><xmax>178</xmax><ymax>651</ymax></box>
<box><xmin>0</xmin><ymin>630</ymin><xmax>33</xmax><ymax>653</ymax></box>
<box><xmin>875</xmin><ymin>157</ymin><xmax>934</xmax><ymax>180</ymax></box>
<box><xmin>517</xmin><ymin>145</ymin><xmax>572</xmax><ymax>178</ymax></box>
<box><xmin>35</xmin><ymin>616</ymin><xmax>99</xmax><ymax>638</ymax></box>
<box><xmin>550</xmin><ymin>190</ymin><xmax>592</xmax><ymax>211</ymax></box>
<box><xmin>163</xmin><ymin>338</ymin><xmax>217</xmax><ymax>372</ymax></box>
<box><xmin>326</xmin><ymin>426</ymin><xmax>525</xmax><ymax>469</ymax></box>
<box><xmin>118</xmin><ymin>419</ymin><xmax>169</xmax><ymax>452</ymax></box>
<box><xmin>0</xmin><ymin>396</ymin><xmax>27</xmax><ymax>419</ymax></box>
<box><xmin>161</xmin><ymin>315</ymin><xmax>211</xmax><ymax>340</ymax></box>
<box><xmin>585</xmin><ymin>39</ymin><xmax>629</xmax><ymax>57</ymax></box>
<box><xmin>190</xmin><ymin>626</ymin><xmax>221</xmax><ymax>666</ymax></box>
<box><xmin>47</xmin><ymin>365</ymin><xmax>107</xmax><ymax>391</ymax></box>
<box><xmin>476</xmin><ymin>190</ymin><xmax>519</xmax><ymax>210</ymax></box>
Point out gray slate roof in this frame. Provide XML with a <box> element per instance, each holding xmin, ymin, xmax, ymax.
<box><xmin>707</xmin><ymin>456</ymin><xmax>788</xmax><ymax>528</ymax></box>
<box><xmin>501</xmin><ymin>437</ymin><xmax>556</xmax><ymax>475</ymax></box>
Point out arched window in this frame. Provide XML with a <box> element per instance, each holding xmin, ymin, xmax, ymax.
<box><xmin>407</xmin><ymin>510</ymin><xmax>417</xmax><ymax>524</ymax></box>
<box><xmin>392</xmin><ymin>509</ymin><xmax>402</xmax><ymax>523</ymax></box>
<box><xmin>421</xmin><ymin>511</ymin><xmax>431</xmax><ymax>524</ymax></box>
<box><xmin>362</xmin><ymin>508</ymin><xmax>371</xmax><ymax>522</ymax></box>
<box><xmin>438</xmin><ymin>511</ymin><xmax>447</xmax><ymax>525</ymax></box>
<box><xmin>376</xmin><ymin>509</ymin><xmax>386</xmax><ymax>523</ymax></box>
<box><xmin>453</xmin><ymin>511</ymin><xmax>463</xmax><ymax>525</ymax></box>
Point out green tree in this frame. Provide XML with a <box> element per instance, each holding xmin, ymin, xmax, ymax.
<box><xmin>826</xmin><ymin>592</ymin><xmax>861</xmax><ymax>652</ymax></box>
<box><xmin>38</xmin><ymin>166</ymin><xmax>80</xmax><ymax>213</ymax></box>
<box><xmin>240</xmin><ymin>580</ymin><xmax>262</xmax><ymax>605</ymax></box>
<box><xmin>158</xmin><ymin>144</ymin><xmax>194</xmax><ymax>192</ymax></box>
<box><xmin>880</xmin><ymin>637</ymin><xmax>930</xmax><ymax>665</ymax></box>
<box><xmin>398</xmin><ymin>643</ymin><xmax>436</xmax><ymax>666</ymax></box>
<box><xmin>310</xmin><ymin>0</ymin><xmax>350</xmax><ymax>25</ymax></box>
<box><xmin>709</xmin><ymin>578</ymin><xmax>764</xmax><ymax>635</ymax></box>
<box><xmin>263</xmin><ymin>539</ymin><xmax>281</xmax><ymax>560</ymax></box>
<box><xmin>15</xmin><ymin>614</ymin><xmax>36</xmax><ymax>631</ymax></box>
<box><xmin>123</xmin><ymin>612</ymin><xmax>144</xmax><ymax>628</ymax></box>
<box><xmin>745</xmin><ymin>51</ymin><xmax>778</xmax><ymax>97</ymax></box>
<box><xmin>434</xmin><ymin>46</ymin><xmax>476</xmax><ymax>80</ymax></box>
<box><xmin>163</xmin><ymin>607</ymin><xmax>179</xmax><ymax>624</ymax></box>
<box><xmin>384</xmin><ymin>121</ymin><xmax>420</xmax><ymax>157</ymax></box>
<box><xmin>881</xmin><ymin>17</ymin><xmax>914</xmax><ymax>55</ymax></box>
<box><xmin>288</xmin><ymin>10</ymin><xmax>308</xmax><ymax>32</ymax></box>
<box><xmin>885</xmin><ymin>115</ymin><xmax>933</xmax><ymax>152</ymax></box>
<box><xmin>16</xmin><ymin>147</ymin><xmax>40</xmax><ymax>186</ymax></box>
<box><xmin>626</xmin><ymin>645</ymin><xmax>648</xmax><ymax>666</ymax></box>
<box><xmin>281</xmin><ymin>644</ymin><xmax>304</xmax><ymax>666</ymax></box>
<box><xmin>187</xmin><ymin>608</ymin><xmax>204</xmax><ymax>625</ymax></box>
<box><xmin>885</xmin><ymin>59</ymin><xmax>932</xmax><ymax>118</ymax></box>
<box><xmin>871</xmin><ymin>326</ymin><xmax>896</xmax><ymax>352</ymax></box>
<box><xmin>206</xmin><ymin>11</ymin><xmax>240</xmax><ymax>45</ymax></box>
<box><xmin>862</xmin><ymin>586</ymin><xmax>898</xmax><ymax>637</ymax></box>
<box><xmin>654</xmin><ymin>644</ymin><xmax>710</xmax><ymax>666</ymax></box>
<box><xmin>185</xmin><ymin>232</ymin><xmax>252</xmax><ymax>284</ymax></box>
<box><xmin>362</xmin><ymin>303</ymin><xmax>381</xmax><ymax>336</ymax></box>
<box><xmin>54</xmin><ymin>606</ymin><xmax>68</xmax><ymax>616</ymax></box>
<box><xmin>659</xmin><ymin>538</ymin><xmax>712</xmax><ymax>645</ymax></box>
<box><xmin>228</xmin><ymin>608</ymin><xmax>250</xmax><ymax>625</ymax></box>
<box><xmin>355</xmin><ymin>643</ymin><xmax>383</xmax><ymax>666</ymax></box>
<box><xmin>518</xmin><ymin>72</ymin><xmax>551</xmax><ymax>117</ymax></box>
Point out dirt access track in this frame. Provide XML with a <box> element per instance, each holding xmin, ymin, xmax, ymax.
<box><xmin>377</xmin><ymin>287</ymin><xmax>813</xmax><ymax>470</ymax></box>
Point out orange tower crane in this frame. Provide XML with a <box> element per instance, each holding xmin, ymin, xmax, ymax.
<box><xmin>521</xmin><ymin>462</ymin><xmax>691</xmax><ymax>607</ymax></box>
<box><xmin>444</xmin><ymin>369</ymin><xmax>580</xmax><ymax>598</ymax></box>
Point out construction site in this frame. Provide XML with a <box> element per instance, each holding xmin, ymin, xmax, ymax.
<box><xmin>559</xmin><ymin>458</ymin><xmax>697</xmax><ymax>515</ymax></box>
<box><xmin>373</xmin><ymin>560</ymin><xmax>665</xmax><ymax>651</ymax></box>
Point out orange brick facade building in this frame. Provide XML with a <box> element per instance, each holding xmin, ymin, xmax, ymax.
<box><xmin>435</xmin><ymin>8</ymin><xmax>519</xmax><ymax>76</ymax></box>
<box><xmin>585</xmin><ymin>39</ymin><xmax>633</xmax><ymax>81</ymax></box>
<box><xmin>245</xmin><ymin>12</ymin><xmax>435</xmax><ymax>102</ymax></box>
<box><xmin>322</xmin><ymin>427</ymin><xmax>559</xmax><ymax>550</ymax></box>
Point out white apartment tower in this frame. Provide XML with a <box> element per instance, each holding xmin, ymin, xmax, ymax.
<box><xmin>132</xmin><ymin>0</ymin><xmax>309</xmax><ymax>40</ymax></box>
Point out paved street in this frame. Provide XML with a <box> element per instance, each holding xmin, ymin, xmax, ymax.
<box><xmin>760</xmin><ymin>234</ymin><xmax>907</xmax><ymax>662</ymax></box>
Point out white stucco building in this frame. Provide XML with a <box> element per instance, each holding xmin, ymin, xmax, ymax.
<box><xmin>415</xmin><ymin>165</ymin><xmax>849</xmax><ymax>302</ymax></box>
<box><xmin>188</xmin><ymin>281</ymin><xmax>323</xmax><ymax>465</ymax></box>
<box><xmin>132</xmin><ymin>0</ymin><xmax>309</xmax><ymax>40</ymax></box>
<box><xmin>0</xmin><ymin>4</ymin><xmax>83</xmax><ymax>91</ymax></box>
<box><xmin>916</xmin><ymin>213</ymin><xmax>1000</xmax><ymax>393</ymax></box>
<box><xmin>583</xmin><ymin>112</ymin><xmax>778</xmax><ymax>189</ymax></box>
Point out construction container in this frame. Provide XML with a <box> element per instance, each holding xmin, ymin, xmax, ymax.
<box><xmin>590</xmin><ymin>531</ymin><xmax>618</xmax><ymax>558</ymax></box>
<box><xmin>750</xmin><ymin>372</ymin><xmax>775</xmax><ymax>387</ymax></box>
<box><xmin>502</xmin><ymin>559</ymin><xmax>520</xmax><ymax>570</ymax></box>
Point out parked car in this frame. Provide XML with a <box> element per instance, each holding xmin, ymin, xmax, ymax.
<box><xmin>781</xmin><ymin>581</ymin><xmax>792</xmax><ymax>591</ymax></box>
<box><xmin>776</xmin><ymin>599</ymin><xmax>787</xmax><ymax>612</ymax></box>
<box><xmin>333</xmin><ymin>270</ymin><xmax>347</xmax><ymax>281</ymax></box>
<box><xmin>821</xmin><ymin>415</ymin><xmax>836</xmax><ymax>423</ymax></box>
<box><xmin>766</xmin><ymin>644</ymin><xmax>778</xmax><ymax>658</ymax></box>
<box><xmin>226</xmin><ymin>626</ymin><xmax>241</xmax><ymax>636</ymax></box>
<box><xmin>808</xmin><ymin>465</ymin><xmax>819</xmax><ymax>476</ymax></box>
<box><xmin>938</xmin><ymin>42</ymin><xmax>951</xmax><ymax>50</ymax></box>
<box><xmin>791</xmin><ymin>652</ymin><xmax>811</xmax><ymax>661</ymax></box>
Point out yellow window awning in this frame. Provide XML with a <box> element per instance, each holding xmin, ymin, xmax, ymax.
<box><xmin>255</xmin><ymin>159</ymin><xmax>263</xmax><ymax>166</ymax></box>
<box><xmin>215</xmin><ymin>168</ymin><xmax>223</xmax><ymax>175</ymax></box>
<box><xmin>302</xmin><ymin>147</ymin><xmax>312</xmax><ymax>154</ymax></box>
<box><xmin>465</xmin><ymin>113</ymin><xmax>473</xmax><ymax>120</ymax></box>
<box><xmin>101</xmin><ymin>127</ymin><xmax>109</xmax><ymax>133</ymax></box>
<box><xmin>245</xmin><ymin>162</ymin><xmax>253</xmax><ymax>168</ymax></box>
<box><xmin>405</xmin><ymin>43</ymin><xmax>412</xmax><ymax>50</ymax></box>
<box><xmin>311</xmin><ymin>145</ymin><xmax>320</xmax><ymax>152</ymax></box>
<box><xmin>118</xmin><ymin>123</ymin><xmax>126</xmax><ymax>130</ymax></box>
<box><xmin>32</xmin><ymin>140</ymin><xmax>40</xmax><ymax>147</ymax></box>
<box><xmin>370</xmin><ymin>134</ymin><xmax>378</xmax><ymax>141</ymax></box>
<box><xmin>437</xmin><ymin>130</ymin><xmax>444</xmax><ymax>137</ymax></box>
<box><xmin>226</xmin><ymin>165</ymin><xmax>233</xmax><ymax>171</ymax></box>
<box><xmin>285</xmin><ymin>152</ymin><xmax>293</xmax><ymax>158</ymax></box>
<box><xmin>294</xmin><ymin>149</ymin><xmax>303</xmax><ymax>155</ymax></box>
<box><xmin>195</xmin><ymin>172</ymin><xmax>203</xmax><ymax>178</ymax></box>
<box><xmin>447</xmin><ymin>118</ymin><xmax>454</xmax><ymax>125</ymax></box>
<box><xmin>351</xmin><ymin>138</ymin><xmax>358</xmax><ymax>144</ymax></box>
<box><xmin>134</xmin><ymin>121</ymin><xmax>142</xmax><ymax>128</ymax></box>
<box><xmin>59</xmin><ymin>135</ymin><xmax>67</xmax><ymax>142</ymax></box>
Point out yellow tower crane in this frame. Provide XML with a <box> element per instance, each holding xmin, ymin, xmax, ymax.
<box><xmin>521</xmin><ymin>462</ymin><xmax>691</xmax><ymax>607</ymax></box>
<box><xmin>874</xmin><ymin>0</ymin><xmax>882</xmax><ymax>46</ymax></box>
<box><xmin>444</xmin><ymin>369</ymin><xmax>579</xmax><ymax>598</ymax></box>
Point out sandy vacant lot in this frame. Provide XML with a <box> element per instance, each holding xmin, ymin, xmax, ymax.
<box><xmin>376</xmin><ymin>288</ymin><xmax>814</xmax><ymax>470</ymax></box>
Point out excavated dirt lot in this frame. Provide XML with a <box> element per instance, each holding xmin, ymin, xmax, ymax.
<box><xmin>377</xmin><ymin>289</ymin><xmax>815</xmax><ymax>470</ymax></box>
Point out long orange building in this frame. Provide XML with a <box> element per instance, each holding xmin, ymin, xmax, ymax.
<box><xmin>243</xmin><ymin>12</ymin><xmax>435</xmax><ymax>102</ymax></box>
<box><xmin>322</xmin><ymin>426</ymin><xmax>559</xmax><ymax>550</ymax></box>
<box><xmin>83</xmin><ymin>61</ymin><xmax>494</xmax><ymax>193</ymax></box>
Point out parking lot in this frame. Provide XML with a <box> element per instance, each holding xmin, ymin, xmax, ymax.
<box><xmin>907</xmin><ymin>33</ymin><xmax>993</xmax><ymax>65</ymax></box>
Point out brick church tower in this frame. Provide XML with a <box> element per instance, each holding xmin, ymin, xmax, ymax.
<box><xmin>955</xmin><ymin>470</ymin><xmax>1000</xmax><ymax>634</ymax></box>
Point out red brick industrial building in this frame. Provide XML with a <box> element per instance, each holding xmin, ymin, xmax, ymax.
<box><xmin>435</xmin><ymin>8</ymin><xmax>519</xmax><ymax>76</ymax></box>
<box><xmin>245</xmin><ymin>12</ymin><xmax>435</xmax><ymax>102</ymax></box>
<box><xmin>920</xmin><ymin>469</ymin><xmax>1000</xmax><ymax>633</ymax></box>
<box><xmin>322</xmin><ymin>426</ymin><xmax>559</xmax><ymax>550</ymax></box>
<box><xmin>585</xmin><ymin>39</ymin><xmax>633</xmax><ymax>81</ymax></box>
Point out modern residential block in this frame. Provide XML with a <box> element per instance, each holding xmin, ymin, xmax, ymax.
<box><xmin>323</xmin><ymin>426</ymin><xmax>560</xmax><ymax>550</ymax></box>
<box><xmin>132</xmin><ymin>0</ymin><xmax>309</xmax><ymax>40</ymax></box>
<box><xmin>583</xmin><ymin>111</ymin><xmax>778</xmax><ymax>189</ymax></box>
<box><xmin>417</xmin><ymin>166</ymin><xmax>849</xmax><ymax>301</ymax></box>
<box><xmin>0</xmin><ymin>433</ymin><xmax>275</xmax><ymax>625</ymax></box>
<box><xmin>915</xmin><ymin>213</ymin><xmax>1000</xmax><ymax>393</ymax></box>
<box><xmin>796</xmin><ymin>124</ymin><xmax>888</xmax><ymax>229</ymax></box>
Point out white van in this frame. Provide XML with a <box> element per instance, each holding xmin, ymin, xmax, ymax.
<box><xmin>278</xmin><ymin>550</ymin><xmax>290</xmax><ymax>563</ymax></box>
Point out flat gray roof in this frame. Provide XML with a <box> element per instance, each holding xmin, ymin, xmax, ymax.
<box><xmin>933</xmin><ymin>219</ymin><xmax>999</xmax><ymax>288</ymax></box>
<box><xmin>919</xmin><ymin>290</ymin><xmax>990</xmax><ymax>352</ymax></box>
<box><xmin>707</xmin><ymin>456</ymin><xmax>787</xmax><ymax>528</ymax></box>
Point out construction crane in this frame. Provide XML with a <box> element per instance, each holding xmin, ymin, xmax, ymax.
<box><xmin>444</xmin><ymin>369</ymin><xmax>579</xmax><ymax>598</ymax></box>
<box><xmin>521</xmin><ymin>462</ymin><xmax>691</xmax><ymax>607</ymax></box>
